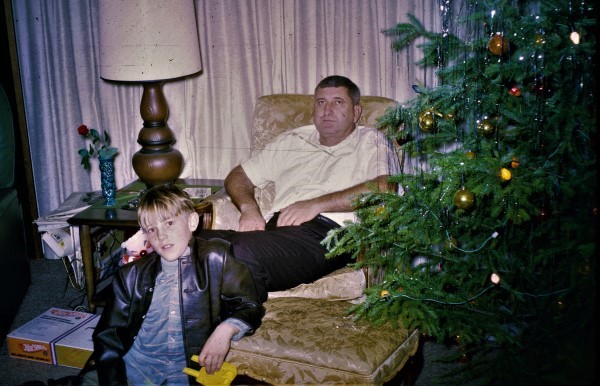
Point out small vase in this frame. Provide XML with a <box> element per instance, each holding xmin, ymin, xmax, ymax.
<box><xmin>99</xmin><ymin>156</ymin><xmax>117</xmax><ymax>206</ymax></box>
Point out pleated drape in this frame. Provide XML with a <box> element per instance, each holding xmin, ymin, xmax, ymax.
<box><xmin>11</xmin><ymin>0</ymin><xmax>440</xmax><ymax>216</ymax></box>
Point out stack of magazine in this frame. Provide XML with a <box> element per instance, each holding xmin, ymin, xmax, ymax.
<box><xmin>34</xmin><ymin>192</ymin><xmax>103</xmax><ymax>233</ymax></box>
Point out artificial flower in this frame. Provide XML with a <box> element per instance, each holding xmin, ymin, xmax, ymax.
<box><xmin>77</xmin><ymin>124</ymin><xmax>118</xmax><ymax>170</ymax></box>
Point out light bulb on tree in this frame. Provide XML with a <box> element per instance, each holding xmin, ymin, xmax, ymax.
<box><xmin>490</xmin><ymin>273</ymin><xmax>501</xmax><ymax>285</ymax></box>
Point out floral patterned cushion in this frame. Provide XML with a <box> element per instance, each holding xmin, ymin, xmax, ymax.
<box><xmin>268</xmin><ymin>266</ymin><xmax>366</xmax><ymax>302</ymax></box>
<box><xmin>227</xmin><ymin>297</ymin><xmax>420</xmax><ymax>385</ymax></box>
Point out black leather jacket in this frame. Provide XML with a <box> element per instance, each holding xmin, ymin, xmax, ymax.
<box><xmin>86</xmin><ymin>237</ymin><xmax>264</xmax><ymax>385</ymax></box>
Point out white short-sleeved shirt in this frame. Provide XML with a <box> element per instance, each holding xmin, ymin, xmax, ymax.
<box><xmin>241</xmin><ymin>124</ymin><xmax>400</xmax><ymax>223</ymax></box>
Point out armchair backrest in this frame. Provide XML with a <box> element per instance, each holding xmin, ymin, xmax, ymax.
<box><xmin>250</xmin><ymin>94</ymin><xmax>397</xmax><ymax>153</ymax></box>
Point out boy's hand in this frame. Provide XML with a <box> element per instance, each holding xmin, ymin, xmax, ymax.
<box><xmin>197</xmin><ymin>323</ymin><xmax>239</xmax><ymax>374</ymax></box>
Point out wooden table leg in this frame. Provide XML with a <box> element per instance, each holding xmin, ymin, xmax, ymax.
<box><xmin>78</xmin><ymin>224</ymin><xmax>96</xmax><ymax>313</ymax></box>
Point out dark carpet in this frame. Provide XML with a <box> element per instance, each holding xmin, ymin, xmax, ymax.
<box><xmin>0</xmin><ymin>258</ymin><xmax>459</xmax><ymax>386</ymax></box>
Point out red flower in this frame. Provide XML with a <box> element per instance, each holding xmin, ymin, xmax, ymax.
<box><xmin>77</xmin><ymin>124</ymin><xmax>89</xmax><ymax>136</ymax></box>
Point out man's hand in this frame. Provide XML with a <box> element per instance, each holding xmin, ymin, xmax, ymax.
<box><xmin>197</xmin><ymin>323</ymin><xmax>239</xmax><ymax>374</ymax></box>
<box><xmin>238</xmin><ymin>210</ymin><xmax>266</xmax><ymax>231</ymax></box>
<box><xmin>277</xmin><ymin>200</ymin><xmax>321</xmax><ymax>226</ymax></box>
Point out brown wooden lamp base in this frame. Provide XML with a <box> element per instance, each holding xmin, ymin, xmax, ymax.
<box><xmin>132</xmin><ymin>81</ymin><xmax>183</xmax><ymax>187</ymax></box>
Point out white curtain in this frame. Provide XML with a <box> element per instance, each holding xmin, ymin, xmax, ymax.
<box><xmin>12</xmin><ymin>0</ymin><xmax>440</xmax><ymax>216</ymax></box>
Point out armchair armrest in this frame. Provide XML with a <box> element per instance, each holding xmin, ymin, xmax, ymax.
<box><xmin>196</xmin><ymin>183</ymin><xmax>277</xmax><ymax>231</ymax></box>
<box><xmin>195</xmin><ymin>187</ymin><xmax>240</xmax><ymax>230</ymax></box>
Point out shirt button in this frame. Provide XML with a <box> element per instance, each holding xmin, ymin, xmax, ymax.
<box><xmin>170</xmin><ymin>310</ymin><xmax>175</xmax><ymax>315</ymax></box>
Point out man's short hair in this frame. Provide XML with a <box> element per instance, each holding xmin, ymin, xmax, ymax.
<box><xmin>315</xmin><ymin>75</ymin><xmax>361</xmax><ymax>105</ymax></box>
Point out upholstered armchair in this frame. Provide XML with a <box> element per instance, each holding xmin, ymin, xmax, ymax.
<box><xmin>196</xmin><ymin>94</ymin><xmax>420</xmax><ymax>385</ymax></box>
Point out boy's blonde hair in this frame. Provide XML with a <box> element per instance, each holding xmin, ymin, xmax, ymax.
<box><xmin>137</xmin><ymin>185</ymin><xmax>196</xmax><ymax>230</ymax></box>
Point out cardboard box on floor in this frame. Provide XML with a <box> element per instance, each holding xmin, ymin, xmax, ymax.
<box><xmin>7</xmin><ymin>307</ymin><xmax>98</xmax><ymax>368</ymax></box>
<box><xmin>55</xmin><ymin>314</ymin><xmax>99</xmax><ymax>368</ymax></box>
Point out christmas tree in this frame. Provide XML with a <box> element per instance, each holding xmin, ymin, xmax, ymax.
<box><xmin>326</xmin><ymin>0</ymin><xmax>596</xmax><ymax>384</ymax></box>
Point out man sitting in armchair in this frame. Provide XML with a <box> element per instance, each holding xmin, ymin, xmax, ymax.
<box><xmin>197</xmin><ymin>75</ymin><xmax>400</xmax><ymax>302</ymax></box>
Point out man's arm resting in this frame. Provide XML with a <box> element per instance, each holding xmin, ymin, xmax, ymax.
<box><xmin>277</xmin><ymin>175</ymin><xmax>395</xmax><ymax>226</ymax></box>
<box><xmin>224</xmin><ymin>165</ymin><xmax>266</xmax><ymax>231</ymax></box>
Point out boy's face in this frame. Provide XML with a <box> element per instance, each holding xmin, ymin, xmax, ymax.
<box><xmin>142</xmin><ymin>211</ymin><xmax>199</xmax><ymax>262</ymax></box>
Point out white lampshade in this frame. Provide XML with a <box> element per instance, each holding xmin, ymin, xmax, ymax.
<box><xmin>98</xmin><ymin>0</ymin><xmax>202</xmax><ymax>82</ymax></box>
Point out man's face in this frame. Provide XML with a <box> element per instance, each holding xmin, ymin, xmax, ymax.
<box><xmin>313</xmin><ymin>86</ymin><xmax>362</xmax><ymax>146</ymax></box>
<box><xmin>142</xmin><ymin>211</ymin><xmax>198</xmax><ymax>261</ymax></box>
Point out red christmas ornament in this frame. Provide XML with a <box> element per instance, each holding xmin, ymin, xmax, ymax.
<box><xmin>509</xmin><ymin>86</ymin><xmax>521</xmax><ymax>96</ymax></box>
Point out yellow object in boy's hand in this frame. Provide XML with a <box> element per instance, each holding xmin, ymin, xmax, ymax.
<box><xmin>183</xmin><ymin>355</ymin><xmax>237</xmax><ymax>386</ymax></box>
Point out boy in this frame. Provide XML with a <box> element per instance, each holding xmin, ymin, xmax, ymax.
<box><xmin>82</xmin><ymin>185</ymin><xmax>264</xmax><ymax>385</ymax></box>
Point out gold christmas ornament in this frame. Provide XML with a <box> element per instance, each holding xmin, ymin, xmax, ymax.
<box><xmin>418</xmin><ymin>110</ymin><xmax>437</xmax><ymax>132</ymax></box>
<box><xmin>380</xmin><ymin>290</ymin><xmax>390</xmax><ymax>298</ymax></box>
<box><xmin>453</xmin><ymin>188</ymin><xmax>475</xmax><ymax>210</ymax></box>
<box><xmin>510</xmin><ymin>157</ymin><xmax>520</xmax><ymax>168</ymax></box>
<box><xmin>488</xmin><ymin>34</ymin><xmax>509</xmax><ymax>56</ymax></box>
<box><xmin>535</xmin><ymin>33</ymin><xmax>546</xmax><ymax>45</ymax></box>
<box><xmin>466</xmin><ymin>150</ymin><xmax>476</xmax><ymax>159</ymax></box>
<box><xmin>443</xmin><ymin>112</ymin><xmax>455</xmax><ymax>120</ymax></box>
<box><xmin>477</xmin><ymin>118</ymin><xmax>497</xmax><ymax>137</ymax></box>
<box><xmin>445</xmin><ymin>236</ymin><xmax>458</xmax><ymax>252</ymax></box>
<box><xmin>500</xmin><ymin>167</ymin><xmax>512</xmax><ymax>181</ymax></box>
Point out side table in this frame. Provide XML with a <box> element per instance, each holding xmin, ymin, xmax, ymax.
<box><xmin>67</xmin><ymin>178</ymin><xmax>223</xmax><ymax>313</ymax></box>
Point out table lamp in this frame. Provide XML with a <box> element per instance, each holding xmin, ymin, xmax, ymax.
<box><xmin>98</xmin><ymin>0</ymin><xmax>202</xmax><ymax>187</ymax></box>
